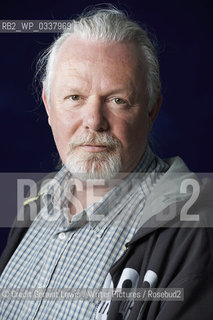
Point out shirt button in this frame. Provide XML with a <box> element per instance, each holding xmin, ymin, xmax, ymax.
<box><xmin>59</xmin><ymin>232</ymin><xmax>66</xmax><ymax>240</ymax></box>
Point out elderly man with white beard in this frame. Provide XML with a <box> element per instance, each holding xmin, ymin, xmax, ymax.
<box><xmin>0</xmin><ymin>6</ymin><xmax>213</xmax><ymax>320</ymax></box>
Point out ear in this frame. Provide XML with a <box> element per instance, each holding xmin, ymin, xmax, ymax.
<box><xmin>148</xmin><ymin>92</ymin><xmax>162</xmax><ymax>131</ymax></box>
<box><xmin>42</xmin><ymin>86</ymin><xmax>51</xmax><ymax>126</ymax></box>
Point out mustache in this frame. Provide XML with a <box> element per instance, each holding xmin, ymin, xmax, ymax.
<box><xmin>68</xmin><ymin>132</ymin><xmax>121</xmax><ymax>149</ymax></box>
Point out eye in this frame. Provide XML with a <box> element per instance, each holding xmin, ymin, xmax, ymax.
<box><xmin>68</xmin><ymin>95</ymin><xmax>80</xmax><ymax>101</ymax></box>
<box><xmin>113</xmin><ymin>97</ymin><xmax>126</xmax><ymax>105</ymax></box>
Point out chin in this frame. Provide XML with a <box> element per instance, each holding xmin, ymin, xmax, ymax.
<box><xmin>65</xmin><ymin>152</ymin><xmax>122</xmax><ymax>181</ymax></box>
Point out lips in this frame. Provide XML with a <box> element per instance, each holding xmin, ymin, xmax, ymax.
<box><xmin>79</xmin><ymin>144</ymin><xmax>107</xmax><ymax>152</ymax></box>
<box><xmin>68</xmin><ymin>132</ymin><xmax>122</xmax><ymax>154</ymax></box>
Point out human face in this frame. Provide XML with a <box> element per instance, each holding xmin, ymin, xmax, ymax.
<box><xmin>43</xmin><ymin>36</ymin><xmax>159</xmax><ymax>180</ymax></box>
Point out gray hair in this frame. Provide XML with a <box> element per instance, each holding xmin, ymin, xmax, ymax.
<box><xmin>37</xmin><ymin>6</ymin><xmax>161</xmax><ymax>111</ymax></box>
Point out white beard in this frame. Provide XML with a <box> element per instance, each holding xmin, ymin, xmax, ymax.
<box><xmin>65</xmin><ymin>132</ymin><xmax>122</xmax><ymax>181</ymax></box>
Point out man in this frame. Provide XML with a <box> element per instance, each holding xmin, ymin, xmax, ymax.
<box><xmin>0</xmin><ymin>6</ymin><xmax>213</xmax><ymax>320</ymax></box>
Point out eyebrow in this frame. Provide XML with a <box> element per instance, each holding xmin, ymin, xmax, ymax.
<box><xmin>62</xmin><ymin>89</ymin><xmax>134</xmax><ymax>102</ymax></box>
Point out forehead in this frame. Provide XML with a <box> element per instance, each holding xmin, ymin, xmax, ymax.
<box><xmin>54</xmin><ymin>35</ymin><xmax>146</xmax><ymax>79</ymax></box>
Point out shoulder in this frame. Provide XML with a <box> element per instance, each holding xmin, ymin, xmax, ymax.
<box><xmin>0</xmin><ymin>171</ymin><xmax>58</xmax><ymax>275</ymax></box>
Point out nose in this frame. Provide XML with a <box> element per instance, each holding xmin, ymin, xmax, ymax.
<box><xmin>82</xmin><ymin>97</ymin><xmax>109</xmax><ymax>132</ymax></box>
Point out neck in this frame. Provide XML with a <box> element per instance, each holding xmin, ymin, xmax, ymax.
<box><xmin>68</xmin><ymin>160</ymin><xmax>146</xmax><ymax>217</ymax></box>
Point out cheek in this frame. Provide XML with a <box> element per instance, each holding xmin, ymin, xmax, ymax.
<box><xmin>48</xmin><ymin>109</ymin><xmax>80</xmax><ymax>162</ymax></box>
<box><xmin>112</xmin><ymin>113</ymin><xmax>149</xmax><ymax>151</ymax></box>
<box><xmin>49</xmin><ymin>104</ymin><xmax>81</xmax><ymax>136</ymax></box>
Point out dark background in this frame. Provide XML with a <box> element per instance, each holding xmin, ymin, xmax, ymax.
<box><xmin>0</xmin><ymin>0</ymin><xmax>212</xmax><ymax>253</ymax></box>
